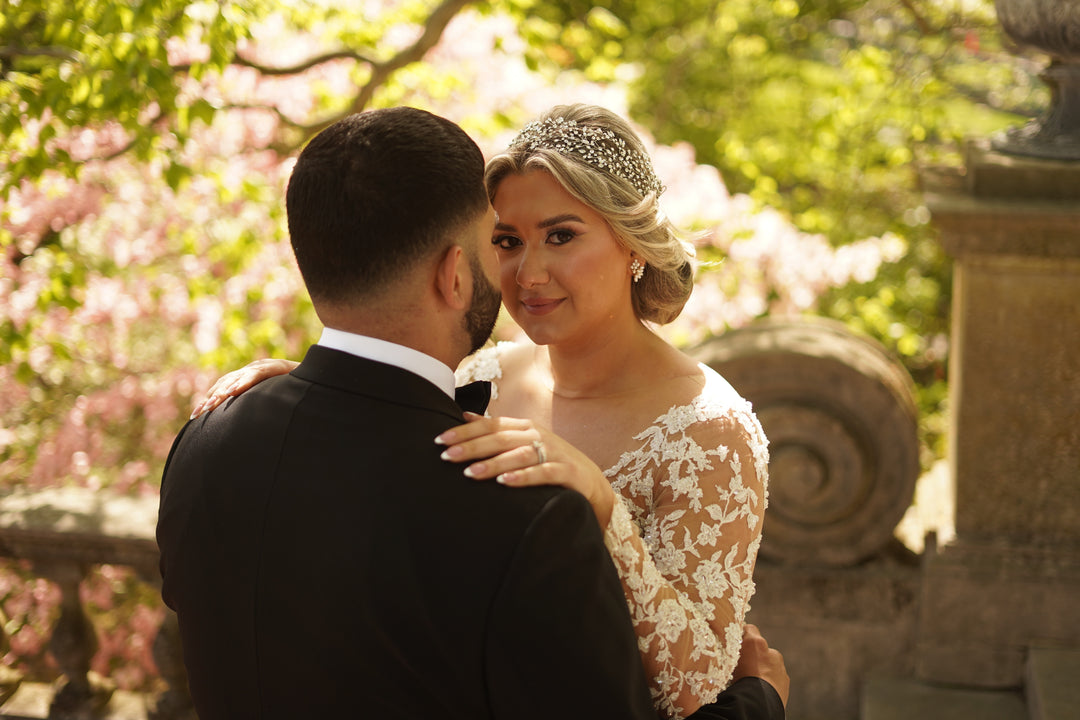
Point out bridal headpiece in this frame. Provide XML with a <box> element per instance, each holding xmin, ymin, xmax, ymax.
<box><xmin>509</xmin><ymin>116</ymin><xmax>665</xmax><ymax>199</ymax></box>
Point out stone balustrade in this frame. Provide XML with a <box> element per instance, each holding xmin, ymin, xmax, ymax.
<box><xmin>0</xmin><ymin>486</ymin><xmax>193</xmax><ymax>720</ymax></box>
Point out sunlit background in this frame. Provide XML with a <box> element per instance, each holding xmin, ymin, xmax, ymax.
<box><xmin>0</xmin><ymin>0</ymin><xmax>1044</xmax><ymax>694</ymax></box>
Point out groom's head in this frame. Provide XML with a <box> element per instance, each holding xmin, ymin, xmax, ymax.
<box><xmin>285</xmin><ymin>107</ymin><xmax>500</xmax><ymax>358</ymax></box>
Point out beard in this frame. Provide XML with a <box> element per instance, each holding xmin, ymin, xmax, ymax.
<box><xmin>463</xmin><ymin>252</ymin><xmax>502</xmax><ymax>355</ymax></box>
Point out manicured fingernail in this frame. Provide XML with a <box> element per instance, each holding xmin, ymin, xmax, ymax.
<box><xmin>496</xmin><ymin>472</ymin><xmax>515</xmax><ymax>485</ymax></box>
<box><xmin>434</xmin><ymin>430</ymin><xmax>456</xmax><ymax>445</ymax></box>
<box><xmin>440</xmin><ymin>446</ymin><xmax>463</xmax><ymax>461</ymax></box>
<box><xmin>464</xmin><ymin>463</ymin><xmax>486</xmax><ymax>478</ymax></box>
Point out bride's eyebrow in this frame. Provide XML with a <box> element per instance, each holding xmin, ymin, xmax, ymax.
<box><xmin>493</xmin><ymin>214</ymin><xmax>585</xmax><ymax>232</ymax></box>
<box><xmin>538</xmin><ymin>214</ymin><xmax>585</xmax><ymax>228</ymax></box>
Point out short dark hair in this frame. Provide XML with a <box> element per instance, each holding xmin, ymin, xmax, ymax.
<box><xmin>286</xmin><ymin>107</ymin><xmax>488</xmax><ymax>304</ymax></box>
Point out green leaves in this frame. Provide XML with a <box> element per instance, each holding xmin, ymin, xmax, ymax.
<box><xmin>0</xmin><ymin>0</ymin><xmax>255</xmax><ymax>197</ymax></box>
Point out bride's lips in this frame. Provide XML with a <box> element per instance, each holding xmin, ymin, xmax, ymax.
<box><xmin>520</xmin><ymin>297</ymin><xmax>565</xmax><ymax>316</ymax></box>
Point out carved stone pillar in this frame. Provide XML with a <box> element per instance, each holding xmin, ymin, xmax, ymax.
<box><xmin>918</xmin><ymin>141</ymin><xmax>1080</xmax><ymax>687</ymax></box>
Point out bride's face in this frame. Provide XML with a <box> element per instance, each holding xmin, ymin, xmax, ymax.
<box><xmin>491</xmin><ymin>169</ymin><xmax>635</xmax><ymax>347</ymax></box>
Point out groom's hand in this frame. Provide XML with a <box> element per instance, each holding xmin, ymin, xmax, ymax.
<box><xmin>732</xmin><ymin>624</ymin><xmax>789</xmax><ymax>708</ymax></box>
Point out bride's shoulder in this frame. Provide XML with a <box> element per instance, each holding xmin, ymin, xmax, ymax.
<box><xmin>697</xmin><ymin>363</ymin><xmax>743</xmax><ymax>404</ymax></box>
<box><xmin>689</xmin><ymin>364</ymin><xmax>769</xmax><ymax>445</ymax></box>
<box><xmin>666</xmin><ymin>363</ymin><xmax>760</xmax><ymax>429</ymax></box>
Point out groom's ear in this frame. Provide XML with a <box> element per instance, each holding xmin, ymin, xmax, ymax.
<box><xmin>434</xmin><ymin>244</ymin><xmax>469</xmax><ymax>311</ymax></box>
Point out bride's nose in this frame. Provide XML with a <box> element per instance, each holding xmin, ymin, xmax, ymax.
<box><xmin>515</xmin><ymin>246</ymin><xmax>549</xmax><ymax>288</ymax></box>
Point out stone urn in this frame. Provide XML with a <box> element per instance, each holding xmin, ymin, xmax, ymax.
<box><xmin>993</xmin><ymin>0</ymin><xmax>1080</xmax><ymax>160</ymax></box>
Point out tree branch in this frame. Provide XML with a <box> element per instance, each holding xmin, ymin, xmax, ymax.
<box><xmin>171</xmin><ymin>49</ymin><xmax>373</xmax><ymax>75</ymax></box>
<box><xmin>212</xmin><ymin>102</ymin><xmax>311</xmax><ymax>133</ymax></box>
<box><xmin>9</xmin><ymin>228</ymin><xmax>61</xmax><ymax>267</ymax></box>
<box><xmin>897</xmin><ymin>0</ymin><xmax>935</xmax><ymax>36</ymax></box>
<box><xmin>232</xmin><ymin>48</ymin><xmax>375</xmax><ymax>75</ymax></box>
<box><xmin>357</xmin><ymin>0</ymin><xmax>475</xmax><ymax>111</ymax></box>
<box><xmin>0</xmin><ymin>45</ymin><xmax>81</xmax><ymax>62</ymax></box>
<box><xmin>299</xmin><ymin>0</ymin><xmax>476</xmax><ymax>140</ymax></box>
<box><xmin>81</xmin><ymin>109</ymin><xmax>167</xmax><ymax>164</ymax></box>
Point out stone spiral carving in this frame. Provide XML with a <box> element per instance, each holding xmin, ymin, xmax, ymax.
<box><xmin>691</xmin><ymin>319</ymin><xmax>920</xmax><ymax>566</ymax></box>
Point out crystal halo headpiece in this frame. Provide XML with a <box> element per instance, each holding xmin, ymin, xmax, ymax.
<box><xmin>508</xmin><ymin>116</ymin><xmax>665</xmax><ymax>198</ymax></box>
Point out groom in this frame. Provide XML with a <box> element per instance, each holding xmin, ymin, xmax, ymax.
<box><xmin>157</xmin><ymin>107</ymin><xmax>787</xmax><ymax>719</ymax></box>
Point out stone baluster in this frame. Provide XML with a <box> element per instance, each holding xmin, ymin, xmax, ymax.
<box><xmin>36</xmin><ymin>560</ymin><xmax>114</xmax><ymax>720</ymax></box>
<box><xmin>0</xmin><ymin>605</ymin><xmax>24</xmax><ymax>707</ymax></box>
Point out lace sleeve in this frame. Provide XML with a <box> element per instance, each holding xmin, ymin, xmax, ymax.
<box><xmin>603</xmin><ymin>401</ymin><xmax>770</xmax><ymax>719</ymax></box>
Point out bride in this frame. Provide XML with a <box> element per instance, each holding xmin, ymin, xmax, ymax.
<box><xmin>191</xmin><ymin>104</ymin><xmax>771</xmax><ymax>719</ymax></box>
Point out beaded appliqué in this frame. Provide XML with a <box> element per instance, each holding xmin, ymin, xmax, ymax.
<box><xmin>510</xmin><ymin>116</ymin><xmax>666</xmax><ymax>198</ymax></box>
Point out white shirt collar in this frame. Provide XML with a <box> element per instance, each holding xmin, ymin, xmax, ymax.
<box><xmin>317</xmin><ymin>327</ymin><xmax>456</xmax><ymax>400</ymax></box>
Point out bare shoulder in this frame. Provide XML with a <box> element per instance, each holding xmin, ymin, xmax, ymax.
<box><xmin>496</xmin><ymin>340</ymin><xmax>536</xmax><ymax>377</ymax></box>
<box><xmin>456</xmin><ymin>340</ymin><xmax>547</xmax><ymax>419</ymax></box>
<box><xmin>640</xmin><ymin>341</ymin><xmax>712</xmax><ymax>406</ymax></box>
<box><xmin>644</xmin><ymin>349</ymin><xmax>762</xmax><ymax>437</ymax></box>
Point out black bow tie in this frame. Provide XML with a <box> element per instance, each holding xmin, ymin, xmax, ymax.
<box><xmin>454</xmin><ymin>380</ymin><xmax>492</xmax><ymax>415</ymax></box>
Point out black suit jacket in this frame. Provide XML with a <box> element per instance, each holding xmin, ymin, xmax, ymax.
<box><xmin>158</xmin><ymin>344</ymin><xmax>785</xmax><ymax>720</ymax></box>
<box><xmin>158</xmin><ymin>345</ymin><xmax>656</xmax><ymax>719</ymax></box>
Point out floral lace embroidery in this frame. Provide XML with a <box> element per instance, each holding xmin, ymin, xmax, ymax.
<box><xmin>604</xmin><ymin>386</ymin><xmax>769</xmax><ymax>718</ymax></box>
<box><xmin>456</xmin><ymin>344</ymin><xmax>770</xmax><ymax>719</ymax></box>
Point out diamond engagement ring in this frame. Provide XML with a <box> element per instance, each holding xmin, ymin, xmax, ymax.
<box><xmin>532</xmin><ymin>440</ymin><xmax>547</xmax><ymax>465</ymax></box>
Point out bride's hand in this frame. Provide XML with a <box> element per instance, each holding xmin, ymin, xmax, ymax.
<box><xmin>435</xmin><ymin>414</ymin><xmax>616</xmax><ymax>529</ymax></box>
<box><xmin>190</xmin><ymin>358</ymin><xmax>299</xmax><ymax>419</ymax></box>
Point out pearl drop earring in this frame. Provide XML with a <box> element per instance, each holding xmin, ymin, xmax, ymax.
<box><xmin>630</xmin><ymin>258</ymin><xmax>645</xmax><ymax>282</ymax></box>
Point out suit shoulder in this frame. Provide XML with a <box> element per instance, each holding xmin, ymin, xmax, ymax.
<box><xmin>467</xmin><ymin>482</ymin><xmax>598</xmax><ymax>545</ymax></box>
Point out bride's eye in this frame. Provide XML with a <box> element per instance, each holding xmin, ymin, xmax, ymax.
<box><xmin>492</xmin><ymin>234</ymin><xmax>521</xmax><ymax>250</ymax></box>
<box><xmin>547</xmin><ymin>229</ymin><xmax>576</xmax><ymax>245</ymax></box>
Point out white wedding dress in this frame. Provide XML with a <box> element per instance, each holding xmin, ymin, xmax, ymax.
<box><xmin>458</xmin><ymin>342</ymin><xmax>770</xmax><ymax>719</ymax></box>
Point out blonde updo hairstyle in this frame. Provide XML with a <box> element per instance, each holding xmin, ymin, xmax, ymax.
<box><xmin>485</xmin><ymin>104</ymin><xmax>695</xmax><ymax>325</ymax></box>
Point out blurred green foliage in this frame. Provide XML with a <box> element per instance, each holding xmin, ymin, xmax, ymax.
<box><xmin>0</xmin><ymin>0</ymin><xmax>252</xmax><ymax>197</ymax></box>
<box><xmin>1</xmin><ymin>0</ymin><xmax>1049</xmax><ymax>467</ymax></box>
